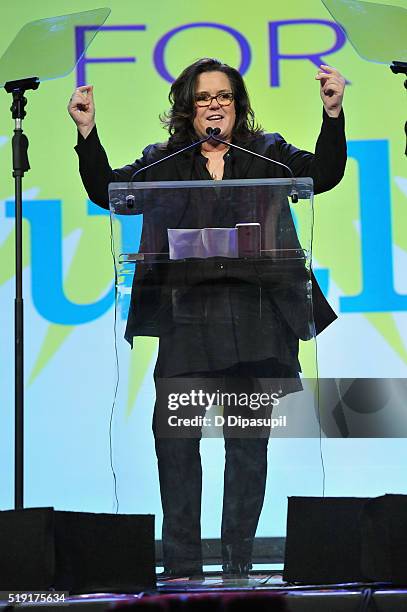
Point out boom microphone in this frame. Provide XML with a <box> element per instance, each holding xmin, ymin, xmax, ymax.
<box><xmin>206</xmin><ymin>127</ymin><xmax>221</xmax><ymax>136</ymax></box>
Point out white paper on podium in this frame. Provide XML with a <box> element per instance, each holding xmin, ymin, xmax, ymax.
<box><xmin>168</xmin><ymin>227</ymin><xmax>238</xmax><ymax>260</ymax></box>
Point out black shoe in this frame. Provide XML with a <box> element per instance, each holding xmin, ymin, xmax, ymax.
<box><xmin>222</xmin><ymin>562</ymin><xmax>252</xmax><ymax>579</ymax></box>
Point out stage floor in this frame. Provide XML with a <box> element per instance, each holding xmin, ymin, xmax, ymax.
<box><xmin>1</xmin><ymin>573</ymin><xmax>407</xmax><ymax>611</ymax></box>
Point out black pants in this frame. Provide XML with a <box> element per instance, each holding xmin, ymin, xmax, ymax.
<box><xmin>153</xmin><ymin>361</ymin><xmax>273</xmax><ymax>573</ymax></box>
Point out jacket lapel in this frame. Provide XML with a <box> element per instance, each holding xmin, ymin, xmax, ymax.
<box><xmin>151</xmin><ymin>150</ymin><xmax>196</xmax><ymax>254</ymax></box>
<box><xmin>230</xmin><ymin>139</ymin><xmax>257</xmax><ymax>178</ymax></box>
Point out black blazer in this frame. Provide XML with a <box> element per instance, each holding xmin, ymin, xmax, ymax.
<box><xmin>75</xmin><ymin>109</ymin><xmax>346</xmax><ymax>341</ymax></box>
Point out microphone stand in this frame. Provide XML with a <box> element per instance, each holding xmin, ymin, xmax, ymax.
<box><xmin>4</xmin><ymin>76</ymin><xmax>40</xmax><ymax>509</ymax></box>
<box><xmin>390</xmin><ymin>61</ymin><xmax>407</xmax><ymax>157</ymax></box>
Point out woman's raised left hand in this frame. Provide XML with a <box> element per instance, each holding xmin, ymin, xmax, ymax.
<box><xmin>315</xmin><ymin>65</ymin><xmax>345</xmax><ymax>118</ymax></box>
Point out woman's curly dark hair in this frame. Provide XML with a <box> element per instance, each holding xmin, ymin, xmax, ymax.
<box><xmin>161</xmin><ymin>58</ymin><xmax>263</xmax><ymax>150</ymax></box>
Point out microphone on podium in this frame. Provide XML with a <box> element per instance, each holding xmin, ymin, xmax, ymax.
<box><xmin>128</xmin><ymin>127</ymin><xmax>298</xmax><ymax>205</ymax></box>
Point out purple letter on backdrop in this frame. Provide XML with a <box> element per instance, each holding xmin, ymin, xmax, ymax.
<box><xmin>268</xmin><ymin>19</ymin><xmax>347</xmax><ymax>87</ymax></box>
<box><xmin>153</xmin><ymin>22</ymin><xmax>251</xmax><ymax>82</ymax></box>
<box><xmin>75</xmin><ymin>25</ymin><xmax>147</xmax><ymax>86</ymax></box>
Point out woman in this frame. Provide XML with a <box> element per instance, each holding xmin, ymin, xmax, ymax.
<box><xmin>68</xmin><ymin>58</ymin><xmax>346</xmax><ymax>578</ymax></box>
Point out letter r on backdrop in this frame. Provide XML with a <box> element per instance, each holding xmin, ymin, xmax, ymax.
<box><xmin>268</xmin><ymin>19</ymin><xmax>347</xmax><ymax>87</ymax></box>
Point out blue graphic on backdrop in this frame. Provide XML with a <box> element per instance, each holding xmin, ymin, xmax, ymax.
<box><xmin>5</xmin><ymin>138</ymin><xmax>405</xmax><ymax>324</ymax></box>
<box><xmin>5</xmin><ymin>200</ymin><xmax>142</xmax><ymax>324</ymax></box>
<box><xmin>342</xmin><ymin>140</ymin><xmax>407</xmax><ymax>312</ymax></box>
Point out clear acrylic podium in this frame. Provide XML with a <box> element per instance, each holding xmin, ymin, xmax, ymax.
<box><xmin>108</xmin><ymin>178</ymin><xmax>320</xmax><ymax>437</ymax></box>
<box><xmin>108</xmin><ymin>178</ymin><xmax>325</xmax><ymax>571</ymax></box>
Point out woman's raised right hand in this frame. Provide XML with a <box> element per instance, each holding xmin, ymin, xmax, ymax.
<box><xmin>68</xmin><ymin>85</ymin><xmax>95</xmax><ymax>139</ymax></box>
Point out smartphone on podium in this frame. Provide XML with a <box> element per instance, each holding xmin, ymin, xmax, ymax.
<box><xmin>236</xmin><ymin>223</ymin><xmax>261</xmax><ymax>258</ymax></box>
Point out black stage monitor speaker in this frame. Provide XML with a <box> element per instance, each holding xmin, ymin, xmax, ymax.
<box><xmin>0</xmin><ymin>508</ymin><xmax>155</xmax><ymax>593</ymax></box>
<box><xmin>283</xmin><ymin>496</ymin><xmax>369</xmax><ymax>584</ymax></box>
<box><xmin>360</xmin><ymin>494</ymin><xmax>407</xmax><ymax>585</ymax></box>
<box><xmin>283</xmin><ymin>495</ymin><xmax>407</xmax><ymax>585</ymax></box>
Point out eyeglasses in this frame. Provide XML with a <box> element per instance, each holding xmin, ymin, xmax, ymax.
<box><xmin>194</xmin><ymin>92</ymin><xmax>234</xmax><ymax>107</ymax></box>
